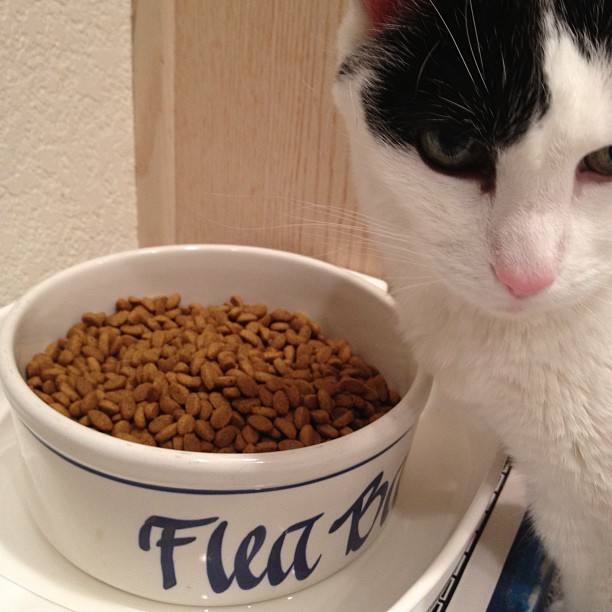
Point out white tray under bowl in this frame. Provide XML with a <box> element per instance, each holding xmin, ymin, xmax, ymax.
<box><xmin>0</xmin><ymin>303</ymin><xmax>504</xmax><ymax>611</ymax></box>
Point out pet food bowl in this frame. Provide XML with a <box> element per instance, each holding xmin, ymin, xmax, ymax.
<box><xmin>0</xmin><ymin>245</ymin><xmax>431</xmax><ymax>606</ymax></box>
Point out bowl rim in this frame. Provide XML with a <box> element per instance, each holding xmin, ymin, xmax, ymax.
<box><xmin>0</xmin><ymin>245</ymin><xmax>425</xmax><ymax>488</ymax></box>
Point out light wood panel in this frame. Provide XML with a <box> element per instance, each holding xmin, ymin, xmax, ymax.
<box><xmin>133</xmin><ymin>0</ymin><xmax>176</xmax><ymax>245</ymax></box>
<box><xmin>132</xmin><ymin>0</ymin><xmax>382</xmax><ymax>277</ymax></box>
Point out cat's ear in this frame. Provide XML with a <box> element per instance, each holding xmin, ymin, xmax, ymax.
<box><xmin>359</xmin><ymin>0</ymin><xmax>402</xmax><ymax>30</ymax></box>
<box><xmin>337</xmin><ymin>0</ymin><xmax>403</xmax><ymax>58</ymax></box>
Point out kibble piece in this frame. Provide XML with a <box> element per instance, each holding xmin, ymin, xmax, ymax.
<box><xmin>247</xmin><ymin>414</ymin><xmax>274</xmax><ymax>434</ymax></box>
<box><xmin>236</xmin><ymin>374</ymin><xmax>259</xmax><ymax>398</ymax></box>
<box><xmin>177</xmin><ymin>413</ymin><xmax>196</xmax><ymax>435</ymax></box>
<box><xmin>311</xmin><ymin>409</ymin><xmax>330</xmax><ymax>425</ymax></box>
<box><xmin>88</xmin><ymin>409</ymin><xmax>113</xmax><ymax>432</ymax></box>
<box><xmin>317</xmin><ymin>388</ymin><xmax>335</xmax><ymax>413</ymax></box>
<box><xmin>255</xmin><ymin>440</ymin><xmax>277</xmax><ymax>453</ymax></box>
<box><xmin>155</xmin><ymin>422</ymin><xmax>178</xmax><ymax>443</ymax></box>
<box><xmin>194</xmin><ymin>419</ymin><xmax>215</xmax><ymax>442</ymax></box>
<box><xmin>215</xmin><ymin>425</ymin><xmax>238</xmax><ymax>448</ymax></box>
<box><xmin>299</xmin><ymin>424</ymin><xmax>321</xmax><ymax>447</ymax></box>
<box><xmin>274</xmin><ymin>417</ymin><xmax>297</xmax><ymax>440</ymax></box>
<box><xmin>160</xmin><ymin>394</ymin><xmax>180</xmax><ymax>415</ymax></box>
<box><xmin>293</xmin><ymin>406</ymin><xmax>311</xmax><ymax>429</ymax></box>
<box><xmin>278</xmin><ymin>439</ymin><xmax>304</xmax><ymax>451</ymax></box>
<box><xmin>272</xmin><ymin>390</ymin><xmax>290</xmax><ymax>415</ymax></box>
<box><xmin>183</xmin><ymin>433</ymin><xmax>202</xmax><ymax>452</ymax></box>
<box><xmin>209</xmin><ymin>393</ymin><xmax>233</xmax><ymax>429</ymax></box>
<box><xmin>330</xmin><ymin>407</ymin><xmax>353</xmax><ymax>428</ymax></box>
<box><xmin>149</xmin><ymin>414</ymin><xmax>174</xmax><ymax>434</ymax></box>
<box><xmin>241</xmin><ymin>425</ymin><xmax>259</xmax><ymax>445</ymax></box>
<box><xmin>317</xmin><ymin>423</ymin><xmax>340</xmax><ymax>439</ymax></box>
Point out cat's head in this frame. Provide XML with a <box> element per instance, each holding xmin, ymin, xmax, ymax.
<box><xmin>334</xmin><ymin>0</ymin><xmax>611</xmax><ymax>317</ymax></box>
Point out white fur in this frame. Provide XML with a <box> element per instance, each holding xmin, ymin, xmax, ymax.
<box><xmin>335</xmin><ymin>4</ymin><xmax>612</xmax><ymax>611</ymax></box>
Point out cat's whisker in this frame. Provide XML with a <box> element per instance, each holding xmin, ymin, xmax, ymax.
<box><xmin>190</xmin><ymin>193</ymin><xmax>435</xmax><ymax>267</ymax></box>
<box><xmin>294</xmin><ymin>216</ymin><xmax>430</xmax><ymax>251</ymax></box>
<box><xmin>381</xmin><ymin>272</ymin><xmax>440</xmax><ymax>286</ymax></box>
<box><xmin>191</xmin><ymin>189</ymin><xmax>424</xmax><ymax>240</ymax></box>
<box><xmin>414</xmin><ymin>41</ymin><xmax>440</xmax><ymax>99</ymax></box>
<box><xmin>348</xmin><ymin>79</ymin><xmax>359</xmax><ymax>127</ymax></box>
<box><xmin>575</xmin><ymin>301</ymin><xmax>598</xmax><ymax>320</ymax></box>
<box><xmin>465</xmin><ymin>0</ymin><xmax>488</xmax><ymax>93</ymax></box>
<box><xmin>271</xmin><ymin>199</ymin><xmax>436</xmax><ymax>248</ymax></box>
<box><xmin>584</xmin><ymin>289</ymin><xmax>612</xmax><ymax>311</ymax></box>
<box><xmin>426</xmin><ymin>0</ymin><xmax>479</xmax><ymax>91</ymax></box>
<box><xmin>282</xmin><ymin>200</ymin><xmax>398</xmax><ymax>232</ymax></box>
<box><xmin>388</xmin><ymin>277</ymin><xmax>443</xmax><ymax>294</ymax></box>
<box><xmin>292</xmin><ymin>223</ymin><xmax>435</xmax><ymax>263</ymax></box>
<box><xmin>436</xmin><ymin>95</ymin><xmax>473</xmax><ymax>116</ymax></box>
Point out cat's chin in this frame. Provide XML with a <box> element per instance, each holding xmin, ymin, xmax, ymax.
<box><xmin>482</xmin><ymin>299</ymin><xmax>555</xmax><ymax>319</ymax></box>
<box><xmin>447</xmin><ymin>283</ymin><xmax>571</xmax><ymax>320</ymax></box>
<box><xmin>433</xmin><ymin>265</ymin><xmax>587</xmax><ymax>320</ymax></box>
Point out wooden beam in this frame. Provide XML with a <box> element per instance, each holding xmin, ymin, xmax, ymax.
<box><xmin>132</xmin><ymin>0</ymin><xmax>382</xmax><ymax>278</ymax></box>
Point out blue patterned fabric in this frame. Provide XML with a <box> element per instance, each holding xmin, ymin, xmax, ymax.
<box><xmin>487</xmin><ymin>515</ymin><xmax>557</xmax><ymax>611</ymax></box>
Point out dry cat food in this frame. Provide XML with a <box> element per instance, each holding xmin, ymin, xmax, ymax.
<box><xmin>25</xmin><ymin>294</ymin><xmax>401</xmax><ymax>453</ymax></box>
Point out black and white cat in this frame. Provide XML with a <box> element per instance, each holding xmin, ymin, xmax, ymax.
<box><xmin>334</xmin><ymin>1</ymin><xmax>611</xmax><ymax>610</ymax></box>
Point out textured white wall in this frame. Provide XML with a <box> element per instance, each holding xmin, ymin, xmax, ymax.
<box><xmin>0</xmin><ymin>0</ymin><xmax>138</xmax><ymax>306</ymax></box>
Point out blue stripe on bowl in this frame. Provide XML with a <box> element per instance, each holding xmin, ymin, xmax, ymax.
<box><xmin>23</xmin><ymin>423</ymin><xmax>411</xmax><ymax>495</ymax></box>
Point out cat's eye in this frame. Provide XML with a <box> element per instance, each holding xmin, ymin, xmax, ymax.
<box><xmin>418</xmin><ymin>130</ymin><xmax>488</xmax><ymax>171</ymax></box>
<box><xmin>583</xmin><ymin>146</ymin><xmax>612</xmax><ymax>176</ymax></box>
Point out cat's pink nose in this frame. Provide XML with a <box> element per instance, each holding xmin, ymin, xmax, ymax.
<box><xmin>494</xmin><ymin>265</ymin><xmax>556</xmax><ymax>298</ymax></box>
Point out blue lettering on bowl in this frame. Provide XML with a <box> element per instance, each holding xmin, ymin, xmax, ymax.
<box><xmin>138</xmin><ymin>513</ymin><xmax>322</xmax><ymax>591</ymax></box>
<box><xmin>205</xmin><ymin>515</ymin><xmax>323</xmax><ymax>593</ymax></box>
<box><xmin>329</xmin><ymin>465</ymin><xmax>403</xmax><ymax>554</ymax></box>
<box><xmin>138</xmin><ymin>467</ymin><xmax>402</xmax><ymax>592</ymax></box>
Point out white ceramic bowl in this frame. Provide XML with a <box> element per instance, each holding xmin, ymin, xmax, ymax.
<box><xmin>0</xmin><ymin>245</ymin><xmax>431</xmax><ymax>606</ymax></box>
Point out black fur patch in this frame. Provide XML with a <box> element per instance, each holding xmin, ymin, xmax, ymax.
<box><xmin>553</xmin><ymin>0</ymin><xmax>612</xmax><ymax>59</ymax></box>
<box><xmin>352</xmin><ymin>0</ymin><xmax>552</xmax><ymax>156</ymax></box>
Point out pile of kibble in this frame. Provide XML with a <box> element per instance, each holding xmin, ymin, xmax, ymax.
<box><xmin>25</xmin><ymin>294</ymin><xmax>400</xmax><ymax>453</ymax></box>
